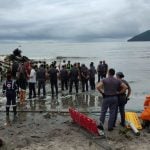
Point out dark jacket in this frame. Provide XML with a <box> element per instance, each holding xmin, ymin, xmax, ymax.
<box><xmin>36</xmin><ymin>67</ymin><xmax>46</xmax><ymax>81</ymax></box>
<box><xmin>48</xmin><ymin>67</ymin><xmax>58</xmax><ymax>81</ymax></box>
<box><xmin>69</xmin><ymin>67</ymin><xmax>78</xmax><ymax>81</ymax></box>
<box><xmin>60</xmin><ymin>68</ymin><xmax>68</xmax><ymax>80</ymax></box>
<box><xmin>89</xmin><ymin>66</ymin><xmax>96</xmax><ymax>78</ymax></box>
<box><xmin>3</xmin><ymin>80</ymin><xmax>18</xmax><ymax>96</ymax></box>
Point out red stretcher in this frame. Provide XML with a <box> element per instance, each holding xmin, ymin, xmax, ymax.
<box><xmin>69</xmin><ymin>108</ymin><xmax>99</xmax><ymax>135</ymax></box>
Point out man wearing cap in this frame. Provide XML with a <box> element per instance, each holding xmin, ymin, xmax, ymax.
<box><xmin>97</xmin><ymin>68</ymin><xmax>127</xmax><ymax>131</ymax></box>
<box><xmin>116</xmin><ymin>72</ymin><xmax>131</xmax><ymax>127</ymax></box>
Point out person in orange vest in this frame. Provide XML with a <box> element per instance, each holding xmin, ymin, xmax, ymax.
<box><xmin>141</xmin><ymin>96</ymin><xmax>150</xmax><ymax>130</ymax></box>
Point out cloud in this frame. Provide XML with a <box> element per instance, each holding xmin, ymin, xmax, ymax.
<box><xmin>0</xmin><ymin>0</ymin><xmax>150</xmax><ymax>42</ymax></box>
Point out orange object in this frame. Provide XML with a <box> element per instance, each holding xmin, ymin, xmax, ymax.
<box><xmin>140</xmin><ymin>96</ymin><xmax>150</xmax><ymax>121</ymax></box>
<box><xmin>19</xmin><ymin>89</ymin><xmax>26</xmax><ymax>105</ymax></box>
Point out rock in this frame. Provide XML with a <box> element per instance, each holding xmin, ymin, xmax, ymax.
<box><xmin>43</xmin><ymin>113</ymin><xmax>52</xmax><ymax>119</ymax></box>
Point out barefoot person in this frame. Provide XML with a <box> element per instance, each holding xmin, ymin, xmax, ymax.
<box><xmin>96</xmin><ymin>68</ymin><xmax>127</xmax><ymax>131</ymax></box>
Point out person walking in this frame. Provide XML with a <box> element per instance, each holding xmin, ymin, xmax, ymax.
<box><xmin>116</xmin><ymin>72</ymin><xmax>131</xmax><ymax>127</ymax></box>
<box><xmin>96</xmin><ymin>68</ymin><xmax>127</xmax><ymax>131</ymax></box>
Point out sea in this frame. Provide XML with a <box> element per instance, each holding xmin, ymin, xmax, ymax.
<box><xmin>1</xmin><ymin>41</ymin><xmax>150</xmax><ymax>111</ymax></box>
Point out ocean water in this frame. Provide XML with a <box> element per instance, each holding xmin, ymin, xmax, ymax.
<box><xmin>1</xmin><ymin>41</ymin><xmax>150</xmax><ymax>110</ymax></box>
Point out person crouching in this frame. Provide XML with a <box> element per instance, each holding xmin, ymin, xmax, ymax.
<box><xmin>2</xmin><ymin>72</ymin><xmax>18</xmax><ymax>116</ymax></box>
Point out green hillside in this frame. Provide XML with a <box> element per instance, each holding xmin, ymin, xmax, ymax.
<box><xmin>128</xmin><ymin>30</ymin><xmax>150</xmax><ymax>41</ymax></box>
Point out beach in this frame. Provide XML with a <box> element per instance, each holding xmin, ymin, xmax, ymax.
<box><xmin>1</xmin><ymin>0</ymin><xmax>150</xmax><ymax>149</ymax></box>
<box><xmin>1</xmin><ymin>41</ymin><xmax>150</xmax><ymax>149</ymax></box>
<box><xmin>0</xmin><ymin>88</ymin><xmax>150</xmax><ymax>150</ymax></box>
<box><xmin>0</xmin><ymin>111</ymin><xmax>150</xmax><ymax>150</ymax></box>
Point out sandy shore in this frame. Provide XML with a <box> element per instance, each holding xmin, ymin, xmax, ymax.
<box><xmin>0</xmin><ymin>111</ymin><xmax>150</xmax><ymax>150</ymax></box>
<box><xmin>0</xmin><ymin>83</ymin><xmax>150</xmax><ymax>150</ymax></box>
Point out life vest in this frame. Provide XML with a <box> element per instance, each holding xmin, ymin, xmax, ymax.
<box><xmin>141</xmin><ymin>96</ymin><xmax>150</xmax><ymax>121</ymax></box>
<box><xmin>66</xmin><ymin>64</ymin><xmax>71</xmax><ymax>70</ymax></box>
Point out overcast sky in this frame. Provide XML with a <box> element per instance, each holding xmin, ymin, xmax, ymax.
<box><xmin>0</xmin><ymin>0</ymin><xmax>150</xmax><ymax>42</ymax></box>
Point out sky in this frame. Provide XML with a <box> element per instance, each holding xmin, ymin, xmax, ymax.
<box><xmin>0</xmin><ymin>0</ymin><xmax>150</xmax><ymax>42</ymax></box>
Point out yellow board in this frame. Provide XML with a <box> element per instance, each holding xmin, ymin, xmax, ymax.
<box><xmin>125</xmin><ymin>112</ymin><xmax>142</xmax><ymax>129</ymax></box>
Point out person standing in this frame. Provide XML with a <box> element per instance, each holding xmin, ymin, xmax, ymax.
<box><xmin>48</xmin><ymin>64</ymin><xmax>59</xmax><ymax>98</ymax></box>
<box><xmin>2</xmin><ymin>72</ymin><xmax>18</xmax><ymax>116</ymax></box>
<box><xmin>66</xmin><ymin>60</ymin><xmax>72</xmax><ymax>71</ymax></box>
<box><xmin>69</xmin><ymin>63</ymin><xmax>79</xmax><ymax>94</ymax></box>
<box><xmin>28</xmin><ymin>65</ymin><xmax>36</xmax><ymax>99</ymax></box>
<box><xmin>89</xmin><ymin>62</ymin><xmax>96</xmax><ymax>90</ymax></box>
<box><xmin>17</xmin><ymin>62</ymin><xmax>28</xmax><ymax>105</ymax></box>
<box><xmin>0</xmin><ymin>63</ymin><xmax>3</xmax><ymax>82</ymax></box>
<box><xmin>11</xmin><ymin>61</ymin><xmax>19</xmax><ymax>80</ymax></box>
<box><xmin>102</xmin><ymin>60</ymin><xmax>108</xmax><ymax>78</ymax></box>
<box><xmin>97</xmin><ymin>61</ymin><xmax>103</xmax><ymax>82</ymax></box>
<box><xmin>96</xmin><ymin>68</ymin><xmax>127</xmax><ymax>131</ymax></box>
<box><xmin>36</xmin><ymin>64</ymin><xmax>46</xmax><ymax>98</ymax></box>
<box><xmin>116</xmin><ymin>72</ymin><xmax>131</xmax><ymax>127</ymax></box>
<box><xmin>60</xmin><ymin>65</ymin><xmax>68</xmax><ymax>91</ymax></box>
<box><xmin>81</xmin><ymin>64</ymin><xmax>89</xmax><ymax>92</ymax></box>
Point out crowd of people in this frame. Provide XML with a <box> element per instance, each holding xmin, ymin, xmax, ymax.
<box><xmin>1</xmin><ymin>59</ymin><xmax>109</xmax><ymax>114</ymax></box>
<box><xmin>2</xmin><ymin>59</ymin><xmax>109</xmax><ymax>97</ymax></box>
<box><xmin>2</xmin><ymin>59</ymin><xmax>133</xmax><ymax>132</ymax></box>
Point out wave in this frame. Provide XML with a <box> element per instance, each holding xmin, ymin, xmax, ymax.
<box><xmin>128</xmin><ymin>80</ymin><xmax>136</xmax><ymax>84</ymax></box>
<box><xmin>56</xmin><ymin>56</ymin><xmax>97</xmax><ymax>59</ymax></box>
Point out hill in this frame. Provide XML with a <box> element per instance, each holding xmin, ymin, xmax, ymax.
<box><xmin>128</xmin><ymin>30</ymin><xmax>150</xmax><ymax>41</ymax></box>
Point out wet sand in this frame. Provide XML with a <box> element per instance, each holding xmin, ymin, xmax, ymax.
<box><xmin>0</xmin><ymin>85</ymin><xmax>150</xmax><ymax>150</ymax></box>
<box><xmin>0</xmin><ymin>111</ymin><xmax>150</xmax><ymax>150</ymax></box>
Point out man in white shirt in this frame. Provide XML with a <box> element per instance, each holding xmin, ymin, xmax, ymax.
<box><xmin>28</xmin><ymin>65</ymin><xmax>36</xmax><ymax>99</ymax></box>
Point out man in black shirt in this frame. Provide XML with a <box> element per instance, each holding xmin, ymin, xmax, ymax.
<box><xmin>49</xmin><ymin>64</ymin><xmax>59</xmax><ymax>98</ymax></box>
<box><xmin>69</xmin><ymin>63</ymin><xmax>79</xmax><ymax>94</ymax></box>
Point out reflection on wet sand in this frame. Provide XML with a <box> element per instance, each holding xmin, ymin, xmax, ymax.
<box><xmin>62</xmin><ymin>93</ymin><xmax>102</xmax><ymax>110</ymax></box>
<box><xmin>5</xmin><ymin>115</ymin><xmax>11</xmax><ymax>126</ymax></box>
<box><xmin>1</xmin><ymin>93</ymin><xmax>102</xmax><ymax>113</ymax></box>
<box><xmin>29</xmin><ymin>100</ymin><xmax>36</xmax><ymax>111</ymax></box>
<box><xmin>18</xmin><ymin>108</ymin><xmax>27</xmax><ymax>122</ymax></box>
